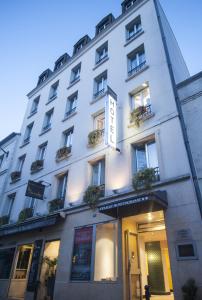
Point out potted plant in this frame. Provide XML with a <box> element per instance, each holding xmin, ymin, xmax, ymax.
<box><xmin>83</xmin><ymin>185</ymin><xmax>103</xmax><ymax>210</ymax></box>
<box><xmin>0</xmin><ymin>215</ymin><xmax>9</xmax><ymax>226</ymax></box>
<box><xmin>130</xmin><ymin>106</ymin><xmax>147</xmax><ymax>127</ymax></box>
<box><xmin>18</xmin><ymin>208</ymin><xmax>33</xmax><ymax>222</ymax></box>
<box><xmin>49</xmin><ymin>198</ymin><xmax>64</xmax><ymax>213</ymax></box>
<box><xmin>43</xmin><ymin>256</ymin><xmax>58</xmax><ymax>300</ymax></box>
<box><xmin>132</xmin><ymin>168</ymin><xmax>156</xmax><ymax>191</ymax></box>
<box><xmin>88</xmin><ymin>129</ymin><xmax>103</xmax><ymax>147</ymax></box>
<box><xmin>30</xmin><ymin>159</ymin><xmax>44</xmax><ymax>172</ymax></box>
<box><xmin>10</xmin><ymin>171</ymin><xmax>21</xmax><ymax>182</ymax></box>
<box><xmin>56</xmin><ymin>146</ymin><xmax>71</xmax><ymax>161</ymax></box>
<box><xmin>182</xmin><ymin>278</ymin><xmax>198</xmax><ymax>300</ymax></box>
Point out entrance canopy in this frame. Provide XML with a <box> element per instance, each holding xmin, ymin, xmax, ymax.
<box><xmin>99</xmin><ymin>190</ymin><xmax>167</xmax><ymax>218</ymax></box>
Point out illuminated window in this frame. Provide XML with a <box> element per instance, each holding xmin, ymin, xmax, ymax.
<box><xmin>94</xmin><ymin>222</ymin><xmax>118</xmax><ymax>281</ymax></box>
<box><xmin>134</xmin><ymin>141</ymin><xmax>159</xmax><ymax>172</ymax></box>
<box><xmin>131</xmin><ymin>86</ymin><xmax>150</xmax><ymax>110</ymax></box>
<box><xmin>94</xmin><ymin>112</ymin><xmax>105</xmax><ymax>130</ymax></box>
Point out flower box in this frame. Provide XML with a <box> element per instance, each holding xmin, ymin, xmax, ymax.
<box><xmin>31</xmin><ymin>160</ymin><xmax>44</xmax><ymax>172</ymax></box>
<box><xmin>56</xmin><ymin>146</ymin><xmax>71</xmax><ymax>161</ymax></box>
<box><xmin>132</xmin><ymin>168</ymin><xmax>159</xmax><ymax>191</ymax></box>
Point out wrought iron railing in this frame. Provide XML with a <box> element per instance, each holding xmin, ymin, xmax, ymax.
<box><xmin>127</xmin><ymin>28</ymin><xmax>143</xmax><ymax>41</ymax></box>
<box><xmin>128</xmin><ymin>61</ymin><xmax>146</xmax><ymax>77</ymax></box>
<box><xmin>94</xmin><ymin>88</ymin><xmax>106</xmax><ymax>99</ymax></box>
<box><xmin>96</xmin><ymin>54</ymin><xmax>108</xmax><ymax>65</ymax></box>
<box><xmin>65</xmin><ymin>107</ymin><xmax>76</xmax><ymax>117</ymax></box>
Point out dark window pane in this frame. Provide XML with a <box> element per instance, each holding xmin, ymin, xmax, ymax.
<box><xmin>178</xmin><ymin>244</ymin><xmax>195</xmax><ymax>257</ymax></box>
<box><xmin>0</xmin><ymin>248</ymin><xmax>15</xmax><ymax>279</ymax></box>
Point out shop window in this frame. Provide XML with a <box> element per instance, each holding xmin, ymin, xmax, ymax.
<box><xmin>176</xmin><ymin>242</ymin><xmax>198</xmax><ymax>260</ymax></box>
<box><xmin>94</xmin><ymin>222</ymin><xmax>118</xmax><ymax>281</ymax></box>
<box><xmin>131</xmin><ymin>86</ymin><xmax>151</xmax><ymax>110</ymax></box>
<box><xmin>71</xmin><ymin>226</ymin><xmax>93</xmax><ymax>281</ymax></box>
<box><xmin>0</xmin><ymin>248</ymin><xmax>16</xmax><ymax>279</ymax></box>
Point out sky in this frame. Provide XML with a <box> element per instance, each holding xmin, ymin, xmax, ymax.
<box><xmin>0</xmin><ymin>0</ymin><xmax>201</xmax><ymax>140</ymax></box>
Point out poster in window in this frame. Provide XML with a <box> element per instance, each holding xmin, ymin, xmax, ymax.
<box><xmin>71</xmin><ymin>226</ymin><xmax>93</xmax><ymax>281</ymax></box>
<box><xmin>0</xmin><ymin>248</ymin><xmax>15</xmax><ymax>279</ymax></box>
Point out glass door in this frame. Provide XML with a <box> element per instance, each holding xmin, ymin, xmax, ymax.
<box><xmin>125</xmin><ymin>231</ymin><xmax>141</xmax><ymax>300</ymax></box>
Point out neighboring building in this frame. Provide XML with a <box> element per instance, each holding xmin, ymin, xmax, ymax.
<box><xmin>0</xmin><ymin>1</ymin><xmax>202</xmax><ymax>300</ymax></box>
<box><xmin>0</xmin><ymin>133</ymin><xmax>20</xmax><ymax>214</ymax></box>
<box><xmin>177</xmin><ymin>72</ymin><xmax>202</xmax><ymax>212</ymax></box>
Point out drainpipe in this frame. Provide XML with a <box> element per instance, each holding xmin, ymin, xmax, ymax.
<box><xmin>153</xmin><ymin>0</ymin><xmax>202</xmax><ymax>217</ymax></box>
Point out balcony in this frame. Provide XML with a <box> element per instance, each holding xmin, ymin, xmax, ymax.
<box><xmin>10</xmin><ymin>171</ymin><xmax>21</xmax><ymax>183</ymax></box>
<box><xmin>56</xmin><ymin>146</ymin><xmax>72</xmax><ymax>162</ymax></box>
<box><xmin>88</xmin><ymin>129</ymin><xmax>104</xmax><ymax>147</ymax></box>
<box><xmin>130</xmin><ymin>104</ymin><xmax>154</xmax><ymax>127</ymax></box>
<box><xmin>128</xmin><ymin>61</ymin><xmax>146</xmax><ymax>77</ymax></box>
<box><xmin>30</xmin><ymin>159</ymin><xmax>44</xmax><ymax>173</ymax></box>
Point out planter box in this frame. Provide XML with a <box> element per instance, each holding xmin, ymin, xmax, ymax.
<box><xmin>18</xmin><ymin>208</ymin><xmax>33</xmax><ymax>223</ymax></box>
<box><xmin>10</xmin><ymin>171</ymin><xmax>21</xmax><ymax>182</ymax></box>
<box><xmin>31</xmin><ymin>160</ymin><xmax>44</xmax><ymax>172</ymax></box>
<box><xmin>88</xmin><ymin>129</ymin><xmax>104</xmax><ymax>147</ymax></box>
<box><xmin>56</xmin><ymin>146</ymin><xmax>71</xmax><ymax>161</ymax></box>
<box><xmin>49</xmin><ymin>199</ymin><xmax>64</xmax><ymax>213</ymax></box>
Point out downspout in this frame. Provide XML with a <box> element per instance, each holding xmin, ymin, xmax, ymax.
<box><xmin>153</xmin><ymin>0</ymin><xmax>202</xmax><ymax>217</ymax></box>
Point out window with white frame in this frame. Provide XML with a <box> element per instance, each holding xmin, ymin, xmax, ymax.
<box><xmin>127</xmin><ymin>45</ymin><xmax>146</xmax><ymax>76</ymax></box>
<box><xmin>57</xmin><ymin>173</ymin><xmax>68</xmax><ymax>201</ymax></box>
<box><xmin>49</xmin><ymin>81</ymin><xmax>59</xmax><ymax>101</ymax></box>
<box><xmin>42</xmin><ymin>109</ymin><xmax>53</xmax><ymax>131</ymax></box>
<box><xmin>63</xmin><ymin>128</ymin><xmax>73</xmax><ymax>148</ymax></box>
<box><xmin>125</xmin><ymin>0</ymin><xmax>137</xmax><ymax>10</ymax></box>
<box><xmin>3</xmin><ymin>193</ymin><xmax>15</xmax><ymax>218</ymax></box>
<box><xmin>66</xmin><ymin>92</ymin><xmax>77</xmax><ymax>116</ymax></box>
<box><xmin>17</xmin><ymin>155</ymin><xmax>26</xmax><ymax>173</ymax></box>
<box><xmin>126</xmin><ymin>16</ymin><xmax>142</xmax><ymax>41</ymax></box>
<box><xmin>131</xmin><ymin>86</ymin><xmax>151</xmax><ymax>110</ymax></box>
<box><xmin>23</xmin><ymin>122</ymin><xmax>34</xmax><ymax>143</ymax></box>
<box><xmin>94</xmin><ymin>71</ymin><xmax>107</xmax><ymax>98</ymax></box>
<box><xmin>94</xmin><ymin>112</ymin><xmax>105</xmax><ymax>131</ymax></box>
<box><xmin>133</xmin><ymin>140</ymin><xmax>159</xmax><ymax>173</ymax></box>
<box><xmin>0</xmin><ymin>154</ymin><xmax>4</xmax><ymax>169</ymax></box>
<box><xmin>92</xmin><ymin>159</ymin><xmax>105</xmax><ymax>186</ymax></box>
<box><xmin>37</xmin><ymin>142</ymin><xmax>47</xmax><ymax>161</ymax></box>
<box><xmin>70</xmin><ymin>64</ymin><xmax>81</xmax><ymax>83</ymax></box>
<box><xmin>96</xmin><ymin>42</ymin><xmax>108</xmax><ymax>64</ymax></box>
<box><xmin>30</xmin><ymin>96</ymin><xmax>40</xmax><ymax>114</ymax></box>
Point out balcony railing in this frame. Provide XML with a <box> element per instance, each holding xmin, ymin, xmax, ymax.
<box><xmin>94</xmin><ymin>88</ymin><xmax>106</xmax><ymax>99</ymax></box>
<box><xmin>127</xmin><ymin>28</ymin><xmax>143</xmax><ymax>41</ymax></box>
<box><xmin>65</xmin><ymin>107</ymin><xmax>76</xmax><ymax>117</ymax></box>
<box><xmin>128</xmin><ymin>61</ymin><xmax>146</xmax><ymax>77</ymax></box>
<box><xmin>96</xmin><ymin>54</ymin><xmax>108</xmax><ymax>65</ymax></box>
<box><xmin>138</xmin><ymin>104</ymin><xmax>152</xmax><ymax>120</ymax></box>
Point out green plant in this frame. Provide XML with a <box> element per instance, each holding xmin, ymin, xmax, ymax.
<box><xmin>10</xmin><ymin>171</ymin><xmax>21</xmax><ymax>182</ymax></box>
<box><xmin>83</xmin><ymin>185</ymin><xmax>103</xmax><ymax>210</ymax></box>
<box><xmin>49</xmin><ymin>198</ymin><xmax>64</xmax><ymax>213</ymax></box>
<box><xmin>56</xmin><ymin>146</ymin><xmax>71</xmax><ymax>160</ymax></box>
<box><xmin>130</xmin><ymin>106</ymin><xmax>146</xmax><ymax>127</ymax></box>
<box><xmin>132</xmin><ymin>168</ymin><xmax>156</xmax><ymax>191</ymax></box>
<box><xmin>31</xmin><ymin>159</ymin><xmax>44</xmax><ymax>172</ymax></box>
<box><xmin>18</xmin><ymin>208</ymin><xmax>33</xmax><ymax>223</ymax></box>
<box><xmin>88</xmin><ymin>129</ymin><xmax>103</xmax><ymax>147</ymax></box>
<box><xmin>43</xmin><ymin>256</ymin><xmax>58</xmax><ymax>276</ymax></box>
<box><xmin>182</xmin><ymin>278</ymin><xmax>198</xmax><ymax>300</ymax></box>
<box><xmin>0</xmin><ymin>215</ymin><xmax>9</xmax><ymax>226</ymax></box>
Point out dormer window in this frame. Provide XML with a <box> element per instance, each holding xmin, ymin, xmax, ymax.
<box><xmin>70</xmin><ymin>63</ymin><xmax>81</xmax><ymax>84</ymax></box>
<box><xmin>73</xmin><ymin>35</ymin><xmax>91</xmax><ymax>55</ymax></box>
<box><xmin>96</xmin><ymin>42</ymin><xmax>108</xmax><ymax>65</ymax></box>
<box><xmin>126</xmin><ymin>16</ymin><xmax>142</xmax><ymax>41</ymax></box>
<box><xmin>95</xmin><ymin>14</ymin><xmax>115</xmax><ymax>36</ymax></box>
<box><xmin>37</xmin><ymin>69</ymin><xmax>52</xmax><ymax>86</ymax></box>
<box><xmin>122</xmin><ymin>0</ymin><xmax>138</xmax><ymax>13</ymax></box>
<box><xmin>54</xmin><ymin>53</ymin><xmax>70</xmax><ymax>71</ymax></box>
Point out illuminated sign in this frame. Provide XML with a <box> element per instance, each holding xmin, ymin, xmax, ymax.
<box><xmin>105</xmin><ymin>88</ymin><xmax>117</xmax><ymax>149</ymax></box>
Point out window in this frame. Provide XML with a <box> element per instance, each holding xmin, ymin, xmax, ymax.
<box><xmin>71</xmin><ymin>221</ymin><xmax>118</xmax><ymax>282</ymax></box>
<box><xmin>23</xmin><ymin>123</ymin><xmax>34</xmax><ymax>143</ymax></box>
<box><xmin>127</xmin><ymin>45</ymin><xmax>146</xmax><ymax>77</ymax></box>
<box><xmin>49</xmin><ymin>81</ymin><xmax>59</xmax><ymax>101</ymax></box>
<box><xmin>37</xmin><ymin>142</ymin><xmax>47</xmax><ymax>161</ymax></box>
<box><xmin>42</xmin><ymin>109</ymin><xmax>53</xmax><ymax>131</ymax></box>
<box><xmin>95</xmin><ymin>14</ymin><xmax>114</xmax><ymax>35</ymax></box>
<box><xmin>176</xmin><ymin>242</ymin><xmax>198</xmax><ymax>260</ymax></box>
<box><xmin>0</xmin><ymin>248</ymin><xmax>16</xmax><ymax>279</ymax></box>
<box><xmin>70</xmin><ymin>64</ymin><xmax>81</xmax><ymax>84</ymax></box>
<box><xmin>131</xmin><ymin>86</ymin><xmax>151</xmax><ymax>110</ymax></box>
<box><xmin>0</xmin><ymin>154</ymin><xmax>4</xmax><ymax>169</ymax></box>
<box><xmin>94</xmin><ymin>112</ymin><xmax>105</xmax><ymax>130</ymax></box>
<box><xmin>123</xmin><ymin>0</ymin><xmax>137</xmax><ymax>12</ymax></box>
<box><xmin>25</xmin><ymin>197</ymin><xmax>36</xmax><ymax>213</ymax></box>
<box><xmin>63</xmin><ymin>128</ymin><xmax>73</xmax><ymax>148</ymax></box>
<box><xmin>92</xmin><ymin>159</ymin><xmax>105</xmax><ymax>186</ymax></box>
<box><xmin>66</xmin><ymin>92</ymin><xmax>77</xmax><ymax>117</ymax></box>
<box><xmin>126</xmin><ymin>16</ymin><xmax>142</xmax><ymax>41</ymax></box>
<box><xmin>96</xmin><ymin>42</ymin><xmax>108</xmax><ymax>64</ymax></box>
<box><xmin>134</xmin><ymin>141</ymin><xmax>159</xmax><ymax>174</ymax></box>
<box><xmin>94</xmin><ymin>71</ymin><xmax>107</xmax><ymax>98</ymax></box>
<box><xmin>17</xmin><ymin>155</ymin><xmax>26</xmax><ymax>172</ymax></box>
<box><xmin>30</xmin><ymin>96</ymin><xmax>39</xmax><ymax>114</ymax></box>
<box><xmin>57</xmin><ymin>173</ymin><xmax>68</xmax><ymax>201</ymax></box>
<box><xmin>3</xmin><ymin>193</ymin><xmax>15</xmax><ymax>218</ymax></box>
<box><xmin>14</xmin><ymin>245</ymin><xmax>32</xmax><ymax>279</ymax></box>
<box><xmin>94</xmin><ymin>222</ymin><xmax>118</xmax><ymax>281</ymax></box>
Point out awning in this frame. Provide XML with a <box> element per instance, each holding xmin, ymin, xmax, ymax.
<box><xmin>0</xmin><ymin>213</ymin><xmax>64</xmax><ymax>237</ymax></box>
<box><xmin>99</xmin><ymin>190</ymin><xmax>167</xmax><ymax>218</ymax></box>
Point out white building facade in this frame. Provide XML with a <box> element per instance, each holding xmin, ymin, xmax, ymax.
<box><xmin>0</xmin><ymin>1</ymin><xmax>202</xmax><ymax>300</ymax></box>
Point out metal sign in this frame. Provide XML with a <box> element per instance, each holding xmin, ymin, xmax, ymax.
<box><xmin>25</xmin><ymin>180</ymin><xmax>45</xmax><ymax>200</ymax></box>
<box><xmin>105</xmin><ymin>87</ymin><xmax>117</xmax><ymax>149</ymax></box>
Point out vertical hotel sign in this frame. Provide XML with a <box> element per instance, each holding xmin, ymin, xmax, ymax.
<box><xmin>105</xmin><ymin>87</ymin><xmax>117</xmax><ymax>149</ymax></box>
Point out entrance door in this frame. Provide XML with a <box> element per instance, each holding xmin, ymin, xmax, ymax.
<box><xmin>145</xmin><ymin>241</ymin><xmax>165</xmax><ymax>294</ymax></box>
<box><xmin>125</xmin><ymin>231</ymin><xmax>141</xmax><ymax>300</ymax></box>
<box><xmin>8</xmin><ymin>244</ymin><xmax>33</xmax><ymax>299</ymax></box>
